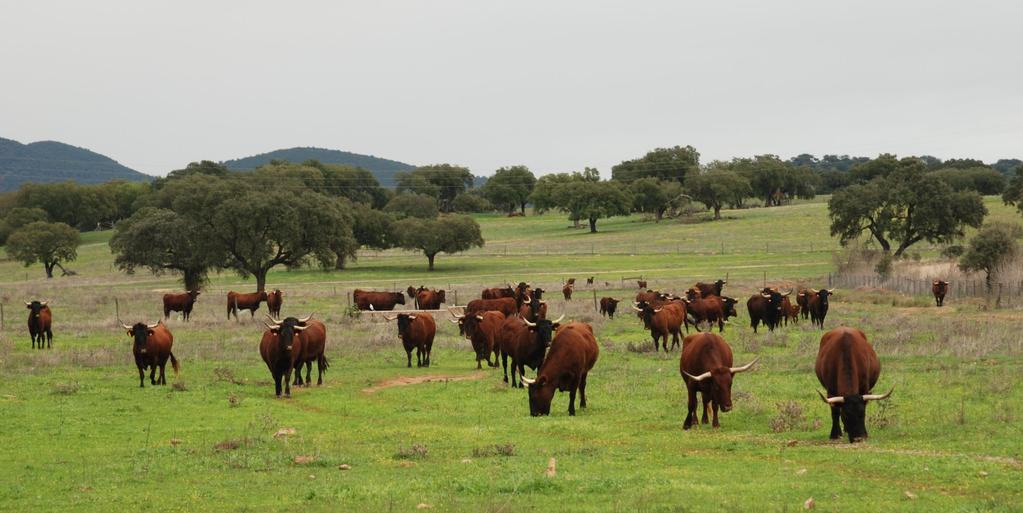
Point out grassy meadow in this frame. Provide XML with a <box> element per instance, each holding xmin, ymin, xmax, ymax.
<box><xmin>2</xmin><ymin>199</ymin><xmax>1022</xmax><ymax>512</ymax></box>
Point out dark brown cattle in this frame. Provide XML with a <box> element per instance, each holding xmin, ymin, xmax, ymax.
<box><xmin>481</xmin><ymin>286</ymin><xmax>515</xmax><ymax>300</ymax></box>
<box><xmin>746</xmin><ymin>289</ymin><xmax>789</xmax><ymax>333</ymax></box>
<box><xmin>683</xmin><ymin>295</ymin><xmax>738</xmax><ymax>333</ymax></box>
<box><xmin>453</xmin><ymin>310</ymin><xmax>505</xmax><ymax>369</ymax></box>
<box><xmin>227</xmin><ymin>290</ymin><xmax>268</xmax><ymax>320</ymax></box>
<box><xmin>694</xmin><ymin>279</ymin><xmax>727</xmax><ymax>298</ymax></box>
<box><xmin>25</xmin><ymin>300</ymin><xmax>53</xmax><ymax>349</ymax></box>
<box><xmin>464</xmin><ymin>297</ymin><xmax>518</xmax><ymax>318</ymax></box>
<box><xmin>259</xmin><ymin>316</ymin><xmax>307</xmax><ymax>397</ymax></box>
<box><xmin>635</xmin><ymin>290</ymin><xmax>668</xmax><ymax>304</ymax></box>
<box><xmin>679</xmin><ymin>332</ymin><xmax>757</xmax><ymax>429</ymax></box>
<box><xmin>521</xmin><ymin>322</ymin><xmax>599</xmax><ymax>416</ymax></box>
<box><xmin>566</xmin><ymin>278</ymin><xmax>576</xmax><ymax>285</ymax></box>
<box><xmin>815</xmin><ymin>327</ymin><xmax>893</xmax><ymax>442</ymax></box>
<box><xmin>266</xmin><ymin>289</ymin><xmax>283</xmax><ymax>318</ymax></box>
<box><xmin>407</xmin><ymin>285</ymin><xmax>426</xmax><ymax>308</ymax></box>
<box><xmin>416</xmin><ymin>289</ymin><xmax>447</xmax><ymax>310</ymax></box>
<box><xmin>514</xmin><ymin>282</ymin><xmax>532</xmax><ymax>309</ymax></box>
<box><xmin>519</xmin><ymin>289</ymin><xmax>548</xmax><ymax>322</ymax></box>
<box><xmin>353</xmin><ymin>289</ymin><xmax>405</xmax><ymax>311</ymax></box>
<box><xmin>932</xmin><ymin>280</ymin><xmax>948</xmax><ymax>307</ymax></box>
<box><xmin>796</xmin><ymin>288</ymin><xmax>813</xmax><ymax>320</ymax></box>
<box><xmin>123</xmin><ymin>320</ymin><xmax>178</xmax><ymax>388</ymax></box>
<box><xmin>163</xmin><ymin>291</ymin><xmax>200</xmax><ymax>321</ymax></box>
<box><xmin>286</xmin><ymin>316</ymin><xmax>328</xmax><ymax>387</ymax></box>
<box><xmin>637</xmin><ymin>280</ymin><xmax>647</xmax><ymax>289</ymax></box>
<box><xmin>387</xmin><ymin>312</ymin><xmax>436</xmax><ymax>368</ymax></box>
<box><xmin>599</xmin><ymin>297</ymin><xmax>620</xmax><ymax>319</ymax></box>
<box><xmin>781</xmin><ymin>296</ymin><xmax>800</xmax><ymax>325</ymax></box>
<box><xmin>496</xmin><ymin>314</ymin><xmax>564</xmax><ymax>388</ymax></box>
<box><xmin>631</xmin><ymin>300</ymin><xmax>686</xmax><ymax>351</ymax></box>
<box><xmin>586</xmin><ymin>276</ymin><xmax>594</xmax><ymax>285</ymax></box>
<box><xmin>562</xmin><ymin>283</ymin><xmax>574</xmax><ymax>300</ymax></box>
<box><xmin>807</xmin><ymin>289</ymin><xmax>835</xmax><ymax>329</ymax></box>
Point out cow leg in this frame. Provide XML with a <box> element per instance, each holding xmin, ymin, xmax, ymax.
<box><xmin>501</xmin><ymin>353</ymin><xmax>509</xmax><ymax>383</ymax></box>
<box><xmin>711</xmin><ymin>401</ymin><xmax>720</xmax><ymax>428</ymax></box>
<box><xmin>159</xmin><ymin>361</ymin><xmax>167</xmax><ymax>385</ymax></box>
<box><xmin>579</xmin><ymin>373</ymin><xmax>588</xmax><ymax>408</ymax></box>
<box><xmin>568</xmin><ymin>386</ymin><xmax>577</xmax><ymax>416</ymax></box>
<box><xmin>316</xmin><ymin>358</ymin><xmax>324</xmax><ymax>386</ymax></box>
<box><xmin>683</xmin><ymin>383</ymin><xmax>698</xmax><ymax>430</ymax></box>
<box><xmin>31</xmin><ymin>333</ymin><xmax>36</xmax><ymax>349</ymax></box>
<box><xmin>293</xmin><ymin>367</ymin><xmax>303</xmax><ymax>386</ymax></box>
<box><xmin>701</xmin><ymin>391</ymin><xmax>710</xmax><ymax>424</ymax></box>
<box><xmin>406</xmin><ymin>349</ymin><xmax>413</xmax><ymax>368</ymax></box>
<box><xmin>137</xmin><ymin>363</ymin><xmax>145</xmax><ymax>388</ymax></box>
<box><xmin>149</xmin><ymin>364</ymin><xmax>157</xmax><ymax>385</ymax></box>
<box><xmin>47</xmin><ymin>330</ymin><xmax>52</xmax><ymax>348</ymax></box>
<box><xmin>717</xmin><ymin>318</ymin><xmax>725</xmax><ymax>332</ymax></box>
<box><xmin>283</xmin><ymin>367</ymin><xmax>293</xmax><ymax>398</ymax></box>
<box><xmin>829</xmin><ymin>406</ymin><xmax>842</xmax><ymax>439</ymax></box>
<box><xmin>304</xmin><ymin>362</ymin><xmax>312</xmax><ymax>387</ymax></box>
<box><xmin>274</xmin><ymin>373</ymin><xmax>283</xmax><ymax>398</ymax></box>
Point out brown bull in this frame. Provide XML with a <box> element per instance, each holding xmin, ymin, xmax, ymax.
<box><xmin>416</xmin><ymin>289</ymin><xmax>446</xmax><ymax>310</ymax></box>
<box><xmin>521</xmin><ymin>322</ymin><xmax>599</xmax><ymax>416</ymax></box>
<box><xmin>452</xmin><ymin>310</ymin><xmax>505</xmax><ymax>369</ymax></box>
<box><xmin>25</xmin><ymin>300</ymin><xmax>53</xmax><ymax>349</ymax></box>
<box><xmin>482</xmin><ymin>286</ymin><xmax>515</xmax><ymax>300</ymax></box>
<box><xmin>266</xmin><ymin>289</ymin><xmax>283</xmax><ymax>318</ymax></box>
<box><xmin>387</xmin><ymin>312</ymin><xmax>436</xmax><ymax>368</ymax></box>
<box><xmin>163</xmin><ymin>290</ymin><xmax>200</xmax><ymax>321</ymax></box>
<box><xmin>807</xmin><ymin>289</ymin><xmax>835</xmax><ymax>329</ymax></box>
<box><xmin>683</xmin><ymin>295</ymin><xmax>738</xmax><ymax>333</ymax></box>
<box><xmin>464</xmin><ymin>297</ymin><xmax>518</xmax><ymax>318</ymax></box>
<box><xmin>631</xmin><ymin>300</ymin><xmax>686</xmax><ymax>352</ymax></box>
<box><xmin>562</xmin><ymin>283</ymin><xmax>574</xmax><ymax>300</ymax></box>
<box><xmin>123</xmin><ymin>320</ymin><xmax>179</xmax><ymax>388</ymax></box>
<box><xmin>796</xmin><ymin>288</ymin><xmax>813</xmax><ymax>320</ymax></box>
<box><xmin>637</xmin><ymin>280</ymin><xmax>647</xmax><ymax>289</ymax></box>
<box><xmin>353</xmin><ymin>289</ymin><xmax>405</xmax><ymax>311</ymax></box>
<box><xmin>259</xmin><ymin>316</ymin><xmax>308</xmax><ymax>397</ymax></box>
<box><xmin>747</xmin><ymin>289</ymin><xmax>789</xmax><ymax>333</ymax></box>
<box><xmin>599</xmin><ymin>297</ymin><xmax>620</xmax><ymax>319</ymax></box>
<box><xmin>932</xmin><ymin>280</ymin><xmax>948</xmax><ymax>307</ymax></box>
<box><xmin>680</xmin><ymin>332</ymin><xmax>757</xmax><ymax>429</ymax></box>
<box><xmin>407</xmin><ymin>285</ymin><xmax>426</xmax><ymax>307</ymax></box>
<box><xmin>284</xmin><ymin>316</ymin><xmax>328</xmax><ymax>387</ymax></box>
<box><xmin>227</xmin><ymin>290</ymin><xmax>268</xmax><ymax>320</ymax></box>
<box><xmin>815</xmin><ymin>327</ymin><xmax>893</xmax><ymax>443</ymax></box>
<box><xmin>496</xmin><ymin>314</ymin><xmax>564</xmax><ymax>388</ymax></box>
<box><xmin>781</xmin><ymin>296</ymin><xmax>799</xmax><ymax>325</ymax></box>
<box><xmin>693</xmin><ymin>279</ymin><xmax>727</xmax><ymax>298</ymax></box>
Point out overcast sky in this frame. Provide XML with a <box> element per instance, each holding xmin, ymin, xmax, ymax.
<box><xmin>2</xmin><ymin>1</ymin><xmax>1021</xmax><ymax>177</ymax></box>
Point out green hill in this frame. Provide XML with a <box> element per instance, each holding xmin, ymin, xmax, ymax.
<box><xmin>0</xmin><ymin>137</ymin><xmax>151</xmax><ymax>192</ymax></box>
<box><xmin>221</xmin><ymin>147</ymin><xmax>415</xmax><ymax>186</ymax></box>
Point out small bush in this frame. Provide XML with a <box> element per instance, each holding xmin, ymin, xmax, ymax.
<box><xmin>52</xmin><ymin>382</ymin><xmax>80</xmax><ymax>395</ymax></box>
<box><xmin>472</xmin><ymin>444</ymin><xmax>516</xmax><ymax>458</ymax></box>
<box><xmin>213</xmin><ymin>367</ymin><xmax>242</xmax><ymax>384</ymax></box>
<box><xmin>769</xmin><ymin>401</ymin><xmax>809</xmax><ymax>433</ymax></box>
<box><xmin>228</xmin><ymin>393</ymin><xmax>242</xmax><ymax>407</ymax></box>
<box><xmin>395</xmin><ymin>443</ymin><xmax>428</xmax><ymax>460</ymax></box>
<box><xmin>171</xmin><ymin>381</ymin><xmax>188</xmax><ymax>392</ymax></box>
<box><xmin>626</xmin><ymin>341</ymin><xmax>655</xmax><ymax>353</ymax></box>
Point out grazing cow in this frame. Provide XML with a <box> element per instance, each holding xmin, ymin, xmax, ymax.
<box><xmin>746</xmin><ymin>289</ymin><xmax>789</xmax><ymax>333</ymax></box>
<box><xmin>815</xmin><ymin>327</ymin><xmax>893</xmax><ymax>442</ymax></box>
<box><xmin>481</xmin><ymin>286</ymin><xmax>516</xmax><ymax>300</ymax></box>
<box><xmin>227</xmin><ymin>290</ymin><xmax>268</xmax><ymax>320</ymax></box>
<box><xmin>694</xmin><ymin>279</ymin><xmax>727</xmax><ymax>298</ymax></box>
<box><xmin>353</xmin><ymin>289</ymin><xmax>405</xmax><ymax>311</ymax></box>
<box><xmin>453</xmin><ymin>310</ymin><xmax>505</xmax><ymax>368</ymax></box>
<box><xmin>266</xmin><ymin>289</ymin><xmax>283</xmax><ymax>318</ymax></box>
<box><xmin>25</xmin><ymin>300</ymin><xmax>53</xmax><ymax>349</ymax></box>
<box><xmin>123</xmin><ymin>320</ymin><xmax>178</xmax><ymax>388</ymax></box>
<box><xmin>683</xmin><ymin>295</ymin><xmax>738</xmax><ymax>333</ymax></box>
<box><xmin>521</xmin><ymin>322</ymin><xmax>599</xmax><ymax>416</ymax></box>
<box><xmin>932</xmin><ymin>281</ymin><xmax>948</xmax><ymax>307</ymax></box>
<box><xmin>386</xmin><ymin>312</ymin><xmax>436</xmax><ymax>368</ymax></box>
<box><xmin>680</xmin><ymin>332</ymin><xmax>758</xmax><ymax>429</ymax></box>
<box><xmin>807</xmin><ymin>289</ymin><xmax>835</xmax><ymax>329</ymax></box>
<box><xmin>637</xmin><ymin>280</ymin><xmax>647</xmax><ymax>289</ymax></box>
<box><xmin>407</xmin><ymin>285</ymin><xmax>426</xmax><ymax>308</ymax></box>
<box><xmin>163</xmin><ymin>290</ymin><xmax>200</xmax><ymax>321</ymax></box>
<box><xmin>796</xmin><ymin>288</ymin><xmax>813</xmax><ymax>320</ymax></box>
<box><xmin>496</xmin><ymin>314</ymin><xmax>564</xmax><ymax>388</ymax></box>
<box><xmin>519</xmin><ymin>289</ymin><xmax>548</xmax><ymax>322</ymax></box>
<box><xmin>259</xmin><ymin>316</ymin><xmax>308</xmax><ymax>397</ymax></box>
<box><xmin>631</xmin><ymin>300</ymin><xmax>686</xmax><ymax>351</ymax></box>
<box><xmin>416</xmin><ymin>289</ymin><xmax>446</xmax><ymax>310</ymax></box>
<box><xmin>586</xmin><ymin>276</ymin><xmax>594</xmax><ymax>285</ymax></box>
<box><xmin>599</xmin><ymin>297</ymin><xmax>620</xmax><ymax>319</ymax></box>
<box><xmin>285</xmin><ymin>315</ymin><xmax>328</xmax><ymax>387</ymax></box>
<box><xmin>562</xmin><ymin>283</ymin><xmax>574</xmax><ymax>300</ymax></box>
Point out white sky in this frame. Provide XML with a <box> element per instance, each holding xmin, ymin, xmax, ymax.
<box><xmin>2</xmin><ymin>1</ymin><xmax>1021</xmax><ymax>177</ymax></box>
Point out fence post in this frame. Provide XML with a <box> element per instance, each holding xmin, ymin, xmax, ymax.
<box><xmin>0</xmin><ymin>303</ymin><xmax>4</xmax><ymax>330</ymax></box>
<box><xmin>593</xmin><ymin>289</ymin><xmax>598</xmax><ymax>312</ymax></box>
<box><xmin>115</xmin><ymin>298</ymin><xmax>120</xmax><ymax>323</ymax></box>
<box><xmin>454</xmin><ymin>290</ymin><xmax>458</xmax><ymax>307</ymax></box>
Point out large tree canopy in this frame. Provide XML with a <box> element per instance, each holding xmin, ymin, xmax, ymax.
<box><xmin>482</xmin><ymin>166</ymin><xmax>536</xmax><ymax>214</ymax></box>
<box><xmin>730</xmin><ymin>155</ymin><xmax>817</xmax><ymax>206</ymax></box>
<box><xmin>829</xmin><ymin>161</ymin><xmax>987</xmax><ymax>257</ymax></box>
<box><xmin>686</xmin><ymin>168</ymin><xmax>753</xmax><ymax>220</ymax></box>
<box><xmin>558</xmin><ymin>180</ymin><xmax>633</xmax><ymax>233</ymax></box>
<box><xmin>392</xmin><ymin>215</ymin><xmax>484</xmax><ymax>270</ymax></box>
<box><xmin>6</xmin><ymin>221</ymin><xmax>80</xmax><ymax>278</ymax></box>
<box><xmin>1003</xmin><ymin>167</ymin><xmax>1023</xmax><ymax>216</ymax></box>
<box><xmin>110</xmin><ymin>207</ymin><xmax>221</xmax><ymax>290</ymax></box>
<box><xmin>959</xmin><ymin>222</ymin><xmax>1022</xmax><ymax>292</ymax></box>
<box><xmin>396</xmin><ymin>164</ymin><xmax>474</xmax><ymax>212</ymax></box>
<box><xmin>611</xmin><ymin>145</ymin><xmax>699</xmax><ymax>184</ymax></box>
<box><xmin>628</xmin><ymin>177</ymin><xmax>684</xmax><ymax>222</ymax></box>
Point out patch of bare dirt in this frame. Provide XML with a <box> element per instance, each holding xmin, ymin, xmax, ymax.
<box><xmin>362</xmin><ymin>372</ymin><xmax>487</xmax><ymax>393</ymax></box>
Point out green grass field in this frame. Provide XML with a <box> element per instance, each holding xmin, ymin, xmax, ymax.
<box><xmin>2</xmin><ymin>199</ymin><xmax>1022</xmax><ymax>512</ymax></box>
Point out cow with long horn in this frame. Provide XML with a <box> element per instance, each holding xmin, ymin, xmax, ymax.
<box><xmin>25</xmin><ymin>300</ymin><xmax>53</xmax><ymax>349</ymax></box>
<box><xmin>259</xmin><ymin>315</ymin><xmax>309</xmax><ymax>397</ymax></box>
<box><xmin>746</xmin><ymin>289</ymin><xmax>790</xmax><ymax>333</ymax></box>
<box><xmin>385</xmin><ymin>312</ymin><xmax>436</xmax><ymax>368</ymax></box>
<box><xmin>123</xmin><ymin>319</ymin><xmax>178</xmax><ymax>388</ymax></box>
<box><xmin>807</xmin><ymin>288</ymin><xmax>835</xmax><ymax>329</ymax></box>
<box><xmin>815</xmin><ymin>327</ymin><xmax>892</xmax><ymax>442</ymax></box>
<box><xmin>932</xmin><ymin>280</ymin><xmax>949</xmax><ymax>307</ymax></box>
<box><xmin>520</xmin><ymin>321</ymin><xmax>598</xmax><ymax>416</ymax></box>
<box><xmin>458</xmin><ymin>310</ymin><xmax>505</xmax><ymax>369</ymax></box>
<box><xmin>679</xmin><ymin>332</ymin><xmax>758</xmax><ymax>429</ymax></box>
<box><xmin>276</xmin><ymin>314</ymin><xmax>329</xmax><ymax>387</ymax></box>
<box><xmin>519</xmin><ymin>288</ymin><xmax>548</xmax><ymax>322</ymax></box>
<box><xmin>496</xmin><ymin>314</ymin><xmax>564</xmax><ymax>388</ymax></box>
<box><xmin>631</xmin><ymin>300</ymin><xmax>685</xmax><ymax>352</ymax></box>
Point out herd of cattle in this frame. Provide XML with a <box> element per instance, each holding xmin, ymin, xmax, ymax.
<box><xmin>19</xmin><ymin>274</ymin><xmax>949</xmax><ymax>443</ymax></box>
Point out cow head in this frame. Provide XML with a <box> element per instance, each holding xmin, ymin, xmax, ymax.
<box><xmin>264</xmin><ymin>315</ymin><xmax>310</xmax><ymax>352</ymax></box>
<box><xmin>816</xmin><ymin>289</ymin><xmax>835</xmax><ymax>308</ymax></box>
<box><xmin>394</xmin><ymin>313</ymin><xmax>419</xmax><ymax>339</ymax></box>
<box><xmin>631</xmin><ymin>300</ymin><xmax>662</xmax><ymax>327</ymax></box>
<box><xmin>406</xmin><ymin>286</ymin><xmax>417</xmax><ymax>299</ymax></box>
<box><xmin>122</xmin><ymin>320</ymin><xmax>160</xmax><ymax>354</ymax></box>
<box><xmin>523</xmin><ymin>374</ymin><xmax>556</xmax><ymax>416</ymax></box>
<box><xmin>713</xmin><ymin>279</ymin><xmax>726</xmax><ymax>295</ymax></box>
<box><xmin>605</xmin><ymin>298</ymin><xmax>620</xmax><ymax>314</ymax></box>
<box><xmin>522</xmin><ymin>289</ymin><xmax>547</xmax><ymax>319</ymax></box>
<box><xmin>461</xmin><ymin>313</ymin><xmax>483</xmax><ymax>339</ymax></box>
<box><xmin>436</xmin><ymin>290</ymin><xmax>446</xmax><ymax>304</ymax></box>
<box><xmin>721</xmin><ymin>297</ymin><xmax>739</xmax><ymax>319</ymax></box>
<box><xmin>760</xmin><ymin>289</ymin><xmax>789</xmax><ymax>316</ymax></box>
<box><xmin>819</xmin><ymin>387</ymin><xmax>893</xmax><ymax>443</ymax></box>
<box><xmin>521</xmin><ymin>315</ymin><xmax>564</xmax><ymax>349</ymax></box>
<box><xmin>933</xmin><ymin>281</ymin><xmax>948</xmax><ymax>293</ymax></box>
<box><xmin>25</xmin><ymin>300</ymin><xmax>48</xmax><ymax>319</ymax></box>
<box><xmin>683</xmin><ymin>357</ymin><xmax>758</xmax><ymax>413</ymax></box>
<box><xmin>685</xmin><ymin>288</ymin><xmax>701</xmax><ymax>301</ymax></box>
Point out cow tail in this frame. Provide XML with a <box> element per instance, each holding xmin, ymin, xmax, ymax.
<box><xmin>170</xmin><ymin>352</ymin><xmax>180</xmax><ymax>375</ymax></box>
<box><xmin>318</xmin><ymin>355</ymin><xmax>330</xmax><ymax>371</ymax></box>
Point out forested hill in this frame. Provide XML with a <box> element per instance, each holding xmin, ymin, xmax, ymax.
<box><xmin>221</xmin><ymin>147</ymin><xmax>415</xmax><ymax>186</ymax></box>
<box><xmin>0</xmin><ymin>137</ymin><xmax>151</xmax><ymax>192</ymax></box>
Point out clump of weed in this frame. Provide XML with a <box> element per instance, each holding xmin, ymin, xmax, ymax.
<box><xmin>769</xmin><ymin>401</ymin><xmax>810</xmax><ymax>433</ymax></box>
<box><xmin>395</xmin><ymin>443</ymin><xmax>428</xmax><ymax>460</ymax></box>
<box><xmin>171</xmin><ymin>381</ymin><xmax>188</xmax><ymax>392</ymax></box>
<box><xmin>214</xmin><ymin>439</ymin><xmax>243</xmax><ymax>451</ymax></box>
<box><xmin>51</xmin><ymin>381</ymin><xmax>80</xmax><ymax>395</ymax></box>
<box><xmin>472</xmin><ymin>444</ymin><xmax>516</xmax><ymax>458</ymax></box>
<box><xmin>627</xmin><ymin>341</ymin><xmax>655</xmax><ymax>353</ymax></box>
<box><xmin>212</xmin><ymin>367</ymin><xmax>243</xmax><ymax>385</ymax></box>
<box><xmin>870</xmin><ymin>398</ymin><xmax>898</xmax><ymax>429</ymax></box>
<box><xmin>228</xmin><ymin>393</ymin><xmax>242</xmax><ymax>407</ymax></box>
<box><xmin>343</xmin><ymin>305</ymin><xmax>362</xmax><ymax>319</ymax></box>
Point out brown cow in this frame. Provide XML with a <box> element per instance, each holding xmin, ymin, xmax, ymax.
<box><xmin>407</xmin><ymin>285</ymin><xmax>426</xmax><ymax>308</ymax></box>
<box><xmin>386</xmin><ymin>312</ymin><xmax>436</xmax><ymax>368</ymax></box>
<box><xmin>683</xmin><ymin>295</ymin><xmax>738</xmax><ymax>333</ymax></box>
<box><xmin>599</xmin><ymin>297</ymin><xmax>620</xmax><ymax>319</ymax></box>
<box><xmin>781</xmin><ymin>296</ymin><xmax>799</xmax><ymax>326</ymax></box>
<box><xmin>932</xmin><ymin>280</ymin><xmax>948</xmax><ymax>307</ymax></box>
<box><xmin>284</xmin><ymin>315</ymin><xmax>327</xmax><ymax>387</ymax></box>
<box><xmin>353</xmin><ymin>289</ymin><xmax>405</xmax><ymax>311</ymax></box>
<box><xmin>25</xmin><ymin>300</ymin><xmax>53</xmax><ymax>349</ymax></box>
<box><xmin>637</xmin><ymin>280</ymin><xmax>647</xmax><ymax>289</ymax></box>
<box><xmin>521</xmin><ymin>322</ymin><xmax>599</xmax><ymax>416</ymax></box>
<box><xmin>746</xmin><ymin>289</ymin><xmax>789</xmax><ymax>333</ymax></box>
<box><xmin>227</xmin><ymin>290</ymin><xmax>268</xmax><ymax>320</ymax></box>
<box><xmin>562</xmin><ymin>283</ymin><xmax>574</xmax><ymax>300</ymax></box>
<box><xmin>816</xmin><ymin>327</ymin><xmax>893</xmax><ymax>442</ymax></box>
<box><xmin>631</xmin><ymin>300</ymin><xmax>686</xmax><ymax>351</ymax></box>
<box><xmin>586</xmin><ymin>276</ymin><xmax>595</xmax><ymax>285</ymax></box>
<box><xmin>123</xmin><ymin>320</ymin><xmax>179</xmax><ymax>388</ymax></box>
<box><xmin>452</xmin><ymin>310</ymin><xmax>505</xmax><ymax>369</ymax></box>
<box><xmin>519</xmin><ymin>289</ymin><xmax>548</xmax><ymax>322</ymax></box>
<box><xmin>416</xmin><ymin>289</ymin><xmax>446</xmax><ymax>310</ymax></box>
<box><xmin>463</xmin><ymin>297</ymin><xmax>518</xmax><ymax>318</ymax></box>
<box><xmin>496</xmin><ymin>314</ymin><xmax>564</xmax><ymax>388</ymax></box>
<box><xmin>266</xmin><ymin>289</ymin><xmax>283</xmax><ymax>318</ymax></box>
<box><xmin>680</xmin><ymin>332</ymin><xmax>757</xmax><ymax>429</ymax></box>
<box><xmin>807</xmin><ymin>289</ymin><xmax>835</xmax><ymax>329</ymax></box>
<box><xmin>163</xmin><ymin>291</ymin><xmax>200</xmax><ymax>321</ymax></box>
<box><xmin>796</xmin><ymin>288</ymin><xmax>813</xmax><ymax>320</ymax></box>
<box><xmin>694</xmin><ymin>279</ymin><xmax>727</xmax><ymax>298</ymax></box>
<box><xmin>481</xmin><ymin>286</ymin><xmax>515</xmax><ymax>300</ymax></box>
<box><xmin>259</xmin><ymin>316</ymin><xmax>308</xmax><ymax>397</ymax></box>
<box><xmin>514</xmin><ymin>282</ymin><xmax>532</xmax><ymax>309</ymax></box>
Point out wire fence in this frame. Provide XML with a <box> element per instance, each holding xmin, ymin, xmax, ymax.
<box><xmin>829</xmin><ymin>273</ymin><xmax>1023</xmax><ymax>307</ymax></box>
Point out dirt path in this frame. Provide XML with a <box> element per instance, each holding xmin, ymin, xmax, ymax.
<box><xmin>362</xmin><ymin>371</ymin><xmax>488</xmax><ymax>393</ymax></box>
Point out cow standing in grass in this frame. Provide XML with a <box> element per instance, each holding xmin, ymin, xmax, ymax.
<box><xmin>932</xmin><ymin>281</ymin><xmax>949</xmax><ymax>307</ymax></box>
<box><xmin>353</xmin><ymin>289</ymin><xmax>405</xmax><ymax>311</ymax></box>
<box><xmin>227</xmin><ymin>290</ymin><xmax>268</xmax><ymax>320</ymax></box>
<box><xmin>631</xmin><ymin>300</ymin><xmax>686</xmax><ymax>352</ymax></box>
<box><xmin>26</xmin><ymin>300</ymin><xmax>53</xmax><ymax>349</ymax></box>
<box><xmin>521</xmin><ymin>322</ymin><xmax>599</xmax><ymax>416</ymax></box>
<box><xmin>266</xmin><ymin>289</ymin><xmax>283</xmax><ymax>318</ymax></box>
<box><xmin>123</xmin><ymin>320</ymin><xmax>179</xmax><ymax>388</ymax></box>
<box><xmin>386</xmin><ymin>313</ymin><xmax>436</xmax><ymax>368</ymax></box>
<box><xmin>599</xmin><ymin>297</ymin><xmax>620</xmax><ymax>319</ymax></box>
<box><xmin>807</xmin><ymin>289</ymin><xmax>835</xmax><ymax>329</ymax></box>
<box><xmin>680</xmin><ymin>332</ymin><xmax>757</xmax><ymax>429</ymax></box>
<box><xmin>283</xmin><ymin>315</ymin><xmax>328</xmax><ymax>387</ymax></box>
<box><xmin>816</xmin><ymin>327</ymin><xmax>893</xmax><ymax>442</ymax></box>
<box><xmin>259</xmin><ymin>316</ymin><xmax>307</xmax><ymax>397</ymax></box>
<box><xmin>496</xmin><ymin>315</ymin><xmax>564</xmax><ymax>388</ymax></box>
<box><xmin>163</xmin><ymin>290</ymin><xmax>200</xmax><ymax>321</ymax></box>
<box><xmin>452</xmin><ymin>310</ymin><xmax>505</xmax><ymax>369</ymax></box>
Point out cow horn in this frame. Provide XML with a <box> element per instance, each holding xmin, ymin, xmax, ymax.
<box><xmin>475</xmin><ymin>314</ymin><xmax>484</xmax><ymax>321</ymax></box>
<box><xmin>818</xmin><ymin>391</ymin><xmax>844</xmax><ymax>404</ymax></box>
<box><xmin>523</xmin><ymin>295</ymin><xmax>531</xmax><ymax>304</ymax></box>
<box><xmin>721</xmin><ymin>280</ymin><xmax>727</xmax><ymax>284</ymax></box>
<box><xmin>730</xmin><ymin>356</ymin><xmax>759</xmax><ymax>374</ymax></box>
<box><xmin>551</xmin><ymin>314</ymin><xmax>565</xmax><ymax>324</ymax></box>
<box><xmin>863</xmin><ymin>386</ymin><xmax>894</xmax><ymax>402</ymax></box>
<box><xmin>40</xmin><ymin>300</ymin><xmax>48</xmax><ymax>306</ymax></box>
<box><xmin>297</xmin><ymin>314</ymin><xmax>313</xmax><ymax>323</ymax></box>
<box><xmin>631</xmin><ymin>304</ymin><xmax>643</xmax><ymax>312</ymax></box>
<box><xmin>408</xmin><ymin>315</ymin><xmax>417</xmax><ymax>320</ymax></box>
<box><xmin>293</xmin><ymin>324</ymin><xmax>308</xmax><ymax>331</ymax></box>
<box><xmin>25</xmin><ymin>301</ymin><xmax>31</xmax><ymax>306</ymax></box>
<box><xmin>653</xmin><ymin>307</ymin><xmax>663</xmax><ymax>313</ymax></box>
<box><xmin>520</xmin><ymin>373</ymin><xmax>536</xmax><ymax>385</ymax></box>
<box><xmin>448</xmin><ymin>318</ymin><xmax>460</xmax><ymax>324</ymax></box>
<box><xmin>120</xmin><ymin>321</ymin><xmax>132</xmax><ymax>330</ymax></box>
<box><xmin>147</xmin><ymin>321</ymin><xmax>160</xmax><ymax>329</ymax></box>
<box><xmin>826</xmin><ymin>288</ymin><xmax>836</xmax><ymax>294</ymax></box>
<box><xmin>521</xmin><ymin>318</ymin><xmax>536</xmax><ymax>327</ymax></box>
<box><xmin>383</xmin><ymin>314</ymin><xmax>397</xmax><ymax>321</ymax></box>
<box><xmin>539</xmin><ymin>300</ymin><xmax>547</xmax><ymax>304</ymax></box>
<box><xmin>265</xmin><ymin>314</ymin><xmax>282</xmax><ymax>327</ymax></box>
<box><xmin>933</xmin><ymin>280</ymin><xmax>939</xmax><ymax>285</ymax></box>
<box><xmin>682</xmin><ymin>370</ymin><xmax>712</xmax><ymax>382</ymax></box>
<box><xmin>761</xmin><ymin>293</ymin><xmax>771</xmax><ymax>298</ymax></box>
<box><xmin>263</xmin><ymin>321</ymin><xmax>275</xmax><ymax>331</ymax></box>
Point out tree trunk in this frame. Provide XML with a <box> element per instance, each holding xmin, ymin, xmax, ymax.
<box><xmin>713</xmin><ymin>205</ymin><xmax>721</xmax><ymax>220</ymax></box>
<box><xmin>335</xmin><ymin>252</ymin><xmax>347</xmax><ymax>270</ymax></box>
<box><xmin>44</xmin><ymin>261</ymin><xmax>55</xmax><ymax>278</ymax></box>
<box><xmin>655</xmin><ymin>209</ymin><xmax>663</xmax><ymax>222</ymax></box>
<box><xmin>520</xmin><ymin>202</ymin><xmax>527</xmax><ymax>215</ymax></box>
<box><xmin>255</xmin><ymin>269</ymin><xmax>268</xmax><ymax>292</ymax></box>
<box><xmin>588</xmin><ymin>216</ymin><xmax>598</xmax><ymax>233</ymax></box>
<box><xmin>427</xmin><ymin>253</ymin><xmax>436</xmax><ymax>271</ymax></box>
<box><xmin>985</xmin><ymin>271</ymin><xmax>993</xmax><ymax>294</ymax></box>
<box><xmin>573</xmin><ymin>218</ymin><xmax>580</xmax><ymax>229</ymax></box>
<box><xmin>184</xmin><ymin>270</ymin><xmax>202</xmax><ymax>292</ymax></box>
